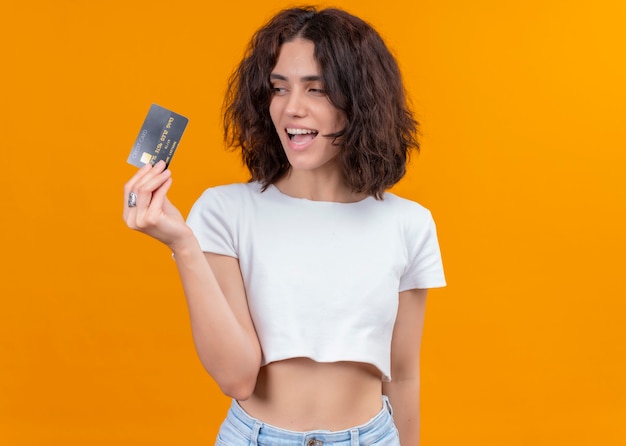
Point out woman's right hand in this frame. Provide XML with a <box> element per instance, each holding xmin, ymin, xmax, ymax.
<box><xmin>123</xmin><ymin>160</ymin><xmax>193</xmax><ymax>250</ymax></box>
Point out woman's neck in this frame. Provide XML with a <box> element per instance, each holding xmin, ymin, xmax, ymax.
<box><xmin>273</xmin><ymin>169</ymin><xmax>367</xmax><ymax>203</ymax></box>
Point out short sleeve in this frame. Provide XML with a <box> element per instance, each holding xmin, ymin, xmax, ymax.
<box><xmin>399</xmin><ymin>211</ymin><xmax>446</xmax><ymax>291</ymax></box>
<box><xmin>185</xmin><ymin>187</ymin><xmax>238</xmax><ymax>258</ymax></box>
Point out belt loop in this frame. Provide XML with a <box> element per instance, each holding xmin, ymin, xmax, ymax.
<box><xmin>350</xmin><ymin>428</ymin><xmax>359</xmax><ymax>446</ymax></box>
<box><xmin>250</xmin><ymin>420</ymin><xmax>262</xmax><ymax>446</ymax></box>
<box><xmin>383</xmin><ymin>395</ymin><xmax>394</xmax><ymax>416</ymax></box>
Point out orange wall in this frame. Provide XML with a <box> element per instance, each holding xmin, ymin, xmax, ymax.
<box><xmin>1</xmin><ymin>1</ymin><xmax>624</xmax><ymax>444</ymax></box>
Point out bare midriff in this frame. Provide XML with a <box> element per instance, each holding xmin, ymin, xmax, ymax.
<box><xmin>238</xmin><ymin>358</ymin><xmax>384</xmax><ymax>431</ymax></box>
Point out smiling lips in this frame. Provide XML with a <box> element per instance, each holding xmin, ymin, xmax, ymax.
<box><xmin>286</xmin><ymin>128</ymin><xmax>318</xmax><ymax>145</ymax></box>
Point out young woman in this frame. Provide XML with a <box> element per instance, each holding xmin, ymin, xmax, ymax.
<box><xmin>123</xmin><ymin>6</ymin><xmax>445</xmax><ymax>445</ymax></box>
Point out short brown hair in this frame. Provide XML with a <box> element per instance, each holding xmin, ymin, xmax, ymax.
<box><xmin>223</xmin><ymin>6</ymin><xmax>419</xmax><ymax>198</ymax></box>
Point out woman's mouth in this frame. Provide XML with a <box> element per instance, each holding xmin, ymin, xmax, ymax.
<box><xmin>286</xmin><ymin>128</ymin><xmax>318</xmax><ymax>144</ymax></box>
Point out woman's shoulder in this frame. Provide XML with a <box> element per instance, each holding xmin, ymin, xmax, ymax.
<box><xmin>379</xmin><ymin>191</ymin><xmax>433</xmax><ymax>220</ymax></box>
<box><xmin>196</xmin><ymin>181</ymin><xmax>263</xmax><ymax>203</ymax></box>
<box><xmin>188</xmin><ymin>182</ymin><xmax>264</xmax><ymax>221</ymax></box>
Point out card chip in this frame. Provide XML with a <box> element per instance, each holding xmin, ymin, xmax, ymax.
<box><xmin>140</xmin><ymin>152</ymin><xmax>153</xmax><ymax>164</ymax></box>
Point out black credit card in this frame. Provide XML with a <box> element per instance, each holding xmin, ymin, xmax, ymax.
<box><xmin>127</xmin><ymin>104</ymin><xmax>188</xmax><ymax>168</ymax></box>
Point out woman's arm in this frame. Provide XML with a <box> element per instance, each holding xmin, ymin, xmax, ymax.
<box><xmin>172</xmin><ymin>246</ymin><xmax>262</xmax><ymax>400</ymax></box>
<box><xmin>383</xmin><ymin>288</ymin><xmax>428</xmax><ymax>445</ymax></box>
<box><xmin>123</xmin><ymin>162</ymin><xmax>262</xmax><ymax>400</ymax></box>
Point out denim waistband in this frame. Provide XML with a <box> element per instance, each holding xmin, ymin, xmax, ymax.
<box><xmin>222</xmin><ymin>395</ymin><xmax>396</xmax><ymax>446</ymax></box>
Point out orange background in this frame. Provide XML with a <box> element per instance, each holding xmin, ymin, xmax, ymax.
<box><xmin>1</xmin><ymin>0</ymin><xmax>625</xmax><ymax>444</ymax></box>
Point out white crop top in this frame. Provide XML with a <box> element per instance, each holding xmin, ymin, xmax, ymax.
<box><xmin>186</xmin><ymin>182</ymin><xmax>446</xmax><ymax>381</ymax></box>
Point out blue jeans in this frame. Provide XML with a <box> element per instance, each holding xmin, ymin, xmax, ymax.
<box><xmin>215</xmin><ymin>396</ymin><xmax>400</xmax><ymax>445</ymax></box>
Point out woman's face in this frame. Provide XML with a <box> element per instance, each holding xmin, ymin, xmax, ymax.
<box><xmin>269</xmin><ymin>38</ymin><xmax>346</xmax><ymax>175</ymax></box>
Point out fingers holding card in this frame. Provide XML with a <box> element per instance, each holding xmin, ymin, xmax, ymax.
<box><xmin>123</xmin><ymin>105</ymin><xmax>190</xmax><ymax>245</ymax></box>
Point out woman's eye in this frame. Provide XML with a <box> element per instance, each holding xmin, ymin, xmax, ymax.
<box><xmin>271</xmin><ymin>86</ymin><xmax>287</xmax><ymax>94</ymax></box>
<box><xmin>309</xmin><ymin>88</ymin><xmax>326</xmax><ymax>95</ymax></box>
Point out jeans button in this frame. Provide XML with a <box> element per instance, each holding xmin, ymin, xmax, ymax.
<box><xmin>306</xmin><ymin>440</ymin><xmax>322</xmax><ymax>446</ymax></box>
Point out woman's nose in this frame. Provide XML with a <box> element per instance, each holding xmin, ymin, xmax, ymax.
<box><xmin>285</xmin><ymin>90</ymin><xmax>307</xmax><ymax>117</ymax></box>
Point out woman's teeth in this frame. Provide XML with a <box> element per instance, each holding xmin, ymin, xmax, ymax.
<box><xmin>287</xmin><ymin>128</ymin><xmax>318</xmax><ymax>141</ymax></box>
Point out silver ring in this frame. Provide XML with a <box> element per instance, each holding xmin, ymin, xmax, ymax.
<box><xmin>128</xmin><ymin>191</ymin><xmax>137</xmax><ymax>208</ymax></box>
